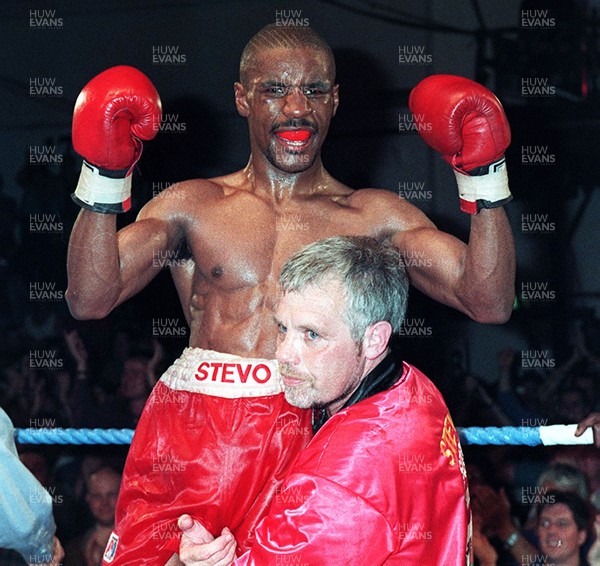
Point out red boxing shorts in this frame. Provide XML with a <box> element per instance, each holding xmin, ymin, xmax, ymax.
<box><xmin>103</xmin><ymin>348</ymin><xmax>312</xmax><ymax>565</ymax></box>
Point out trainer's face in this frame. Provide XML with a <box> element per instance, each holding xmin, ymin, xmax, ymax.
<box><xmin>275</xmin><ymin>279</ymin><xmax>367</xmax><ymax>415</ymax></box>
<box><xmin>537</xmin><ymin>503</ymin><xmax>586</xmax><ymax>563</ymax></box>
<box><xmin>235</xmin><ymin>46</ymin><xmax>339</xmax><ymax>174</ymax></box>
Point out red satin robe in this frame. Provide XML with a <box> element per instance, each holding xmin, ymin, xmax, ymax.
<box><xmin>235</xmin><ymin>362</ymin><xmax>472</xmax><ymax>566</ymax></box>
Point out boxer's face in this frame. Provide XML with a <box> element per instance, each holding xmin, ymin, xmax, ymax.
<box><xmin>537</xmin><ymin>503</ymin><xmax>586</xmax><ymax>563</ymax></box>
<box><xmin>235</xmin><ymin>46</ymin><xmax>339</xmax><ymax>174</ymax></box>
<box><xmin>275</xmin><ymin>278</ymin><xmax>367</xmax><ymax>415</ymax></box>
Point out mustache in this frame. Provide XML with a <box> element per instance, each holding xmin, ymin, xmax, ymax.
<box><xmin>278</xmin><ymin>364</ymin><xmax>307</xmax><ymax>380</ymax></box>
<box><xmin>271</xmin><ymin>118</ymin><xmax>318</xmax><ymax>134</ymax></box>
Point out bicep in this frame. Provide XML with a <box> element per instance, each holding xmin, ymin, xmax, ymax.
<box><xmin>114</xmin><ymin>205</ymin><xmax>185</xmax><ymax>304</ymax></box>
<box><xmin>391</xmin><ymin>226</ymin><xmax>467</xmax><ymax>310</ymax></box>
<box><xmin>357</xmin><ymin>191</ymin><xmax>467</xmax><ymax>306</ymax></box>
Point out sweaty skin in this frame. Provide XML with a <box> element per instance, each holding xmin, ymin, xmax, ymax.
<box><xmin>66</xmin><ymin>46</ymin><xmax>516</xmax><ymax>358</ymax></box>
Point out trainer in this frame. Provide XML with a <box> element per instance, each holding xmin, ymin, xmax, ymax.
<box><xmin>178</xmin><ymin>236</ymin><xmax>471</xmax><ymax>566</ymax></box>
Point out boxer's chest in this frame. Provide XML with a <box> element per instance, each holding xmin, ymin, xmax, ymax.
<box><xmin>184</xmin><ymin>194</ymin><xmax>376</xmax><ymax>291</ymax></box>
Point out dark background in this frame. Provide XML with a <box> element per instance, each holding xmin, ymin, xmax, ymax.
<box><xmin>1</xmin><ymin>2</ymin><xmax>600</xmax><ymax>559</ymax></box>
<box><xmin>1</xmin><ymin>0</ymin><xmax>599</xmax><ymax>387</ymax></box>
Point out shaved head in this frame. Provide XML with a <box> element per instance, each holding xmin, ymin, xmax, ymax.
<box><xmin>240</xmin><ymin>24</ymin><xmax>336</xmax><ymax>85</ymax></box>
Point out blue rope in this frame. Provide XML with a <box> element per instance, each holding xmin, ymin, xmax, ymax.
<box><xmin>16</xmin><ymin>428</ymin><xmax>134</xmax><ymax>445</ymax></box>
<box><xmin>459</xmin><ymin>426</ymin><xmax>541</xmax><ymax>446</ymax></box>
<box><xmin>13</xmin><ymin>426</ymin><xmax>551</xmax><ymax>446</ymax></box>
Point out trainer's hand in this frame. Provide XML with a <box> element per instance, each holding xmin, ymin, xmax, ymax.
<box><xmin>575</xmin><ymin>412</ymin><xmax>600</xmax><ymax>447</ymax></box>
<box><xmin>178</xmin><ymin>515</ymin><xmax>237</xmax><ymax>566</ymax></box>
<box><xmin>409</xmin><ymin>74</ymin><xmax>512</xmax><ymax>214</ymax></box>
<box><xmin>72</xmin><ymin>65</ymin><xmax>162</xmax><ymax>213</ymax></box>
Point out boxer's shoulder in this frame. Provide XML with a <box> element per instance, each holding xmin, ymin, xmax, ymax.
<box><xmin>346</xmin><ymin>186</ymin><xmax>417</xmax><ymax>207</ymax></box>
<box><xmin>312</xmin><ymin>182</ymin><xmax>395</xmax><ymax>208</ymax></box>
<box><xmin>137</xmin><ymin>180</ymin><xmax>220</xmax><ymax>229</ymax></box>
<box><xmin>143</xmin><ymin>174</ymin><xmax>250</xmax><ymax>215</ymax></box>
<box><xmin>168</xmin><ymin>177</ymin><xmax>231</xmax><ymax>200</ymax></box>
<box><xmin>177</xmin><ymin>169</ymin><xmax>280</xmax><ymax>203</ymax></box>
<box><xmin>142</xmin><ymin>177</ymin><xmax>223</xmax><ymax>206</ymax></box>
<box><xmin>343</xmin><ymin>187</ymin><xmax>436</xmax><ymax>232</ymax></box>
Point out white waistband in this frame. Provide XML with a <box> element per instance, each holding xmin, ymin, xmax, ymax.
<box><xmin>159</xmin><ymin>347</ymin><xmax>283</xmax><ymax>398</ymax></box>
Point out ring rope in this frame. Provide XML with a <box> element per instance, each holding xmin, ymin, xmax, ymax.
<box><xmin>14</xmin><ymin>425</ymin><xmax>593</xmax><ymax>446</ymax></box>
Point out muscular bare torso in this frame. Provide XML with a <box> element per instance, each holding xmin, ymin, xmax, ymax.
<box><xmin>138</xmin><ymin>167</ymin><xmax>433</xmax><ymax>358</ymax></box>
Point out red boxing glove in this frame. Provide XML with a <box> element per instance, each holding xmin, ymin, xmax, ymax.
<box><xmin>72</xmin><ymin>65</ymin><xmax>162</xmax><ymax>213</ymax></box>
<box><xmin>409</xmin><ymin>74</ymin><xmax>512</xmax><ymax>214</ymax></box>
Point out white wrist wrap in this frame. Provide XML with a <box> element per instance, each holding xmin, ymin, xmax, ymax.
<box><xmin>73</xmin><ymin>161</ymin><xmax>132</xmax><ymax>214</ymax></box>
<box><xmin>454</xmin><ymin>158</ymin><xmax>512</xmax><ymax>214</ymax></box>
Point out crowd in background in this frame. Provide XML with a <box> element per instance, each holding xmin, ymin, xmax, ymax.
<box><xmin>1</xmin><ymin>269</ymin><xmax>598</xmax><ymax>565</ymax></box>
<box><xmin>1</xmin><ymin>147</ymin><xmax>599</xmax><ymax>565</ymax></box>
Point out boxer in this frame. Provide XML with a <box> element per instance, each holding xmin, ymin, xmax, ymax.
<box><xmin>66</xmin><ymin>24</ymin><xmax>515</xmax><ymax>565</ymax></box>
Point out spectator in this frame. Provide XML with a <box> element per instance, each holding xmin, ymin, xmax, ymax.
<box><xmin>552</xmin><ymin>386</ymin><xmax>593</xmax><ymax>425</ymax></box>
<box><xmin>114</xmin><ymin>340</ymin><xmax>164</xmax><ymax>427</ymax></box>
<box><xmin>523</xmin><ymin>463</ymin><xmax>590</xmax><ymax>530</ymax></box>
<box><xmin>472</xmin><ymin>460</ymin><xmax>596</xmax><ymax>566</ymax></box>
<box><xmin>64</xmin><ymin>466</ymin><xmax>121</xmax><ymax>566</ymax></box>
<box><xmin>495</xmin><ymin>349</ymin><xmax>549</xmax><ymax>427</ymax></box>
<box><xmin>537</xmin><ymin>463</ymin><xmax>589</xmax><ymax>501</ymax></box>
<box><xmin>0</xmin><ymin>353</ymin><xmax>31</xmax><ymax>428</ymax></box>
<box><xmin>534</xmin><ymin>490</ymin><xmax>591</xmax><ymax>566</ymax></box>
<box><xmin>471</xmin><ymin>481</ymin><xmax>540</xmax><ymax>566</ymax></box>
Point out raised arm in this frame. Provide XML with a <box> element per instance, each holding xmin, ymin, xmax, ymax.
<box><xmin>398</xmin><ymin>74</ymin><xmax>516</xmax><ymax>323</ymax></box>
<box><xmin>65</xmin><ymin>66</ymin><xmax>168</xmax><ymax>320</ymax></box>
<box><xmin>392</xmin><ymin>207</ymin><xmax>514</xmax><ymax>323</ymax></box>
<box><xmin>66</xmin><ymin>207</ymin><xmax>181</xmax><ymax>319</ymax></box>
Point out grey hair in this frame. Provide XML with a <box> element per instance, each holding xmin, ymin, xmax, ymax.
<box><xmin>279</xmin><ymin>236</ymin><xmax>409</xmax><ymax>341</ymax></box>
<box><xmin>240</xmin><ymin>23</ymin><xmax>336</xmax><ymax>85</ymax></box>
<box><xmin>537</xmin><ymin>463</ymin><xmax>589</xmax><ymax>501</ymax></box>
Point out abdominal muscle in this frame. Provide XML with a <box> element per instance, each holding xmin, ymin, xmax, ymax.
<box><xmin>186</xmin><ymin>282</ymin><xmax>280</xmax><ymax>359</ymax></box>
